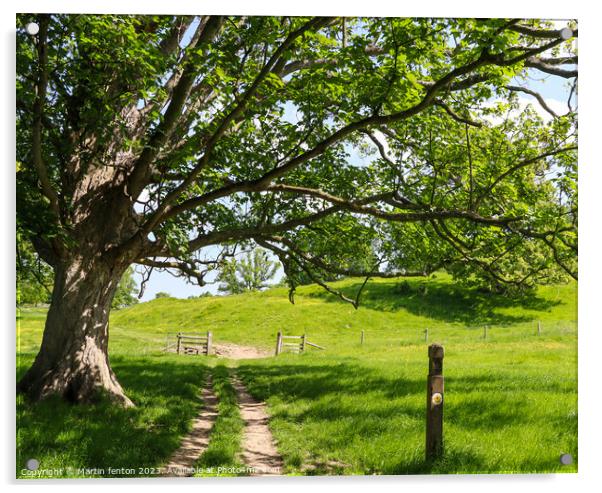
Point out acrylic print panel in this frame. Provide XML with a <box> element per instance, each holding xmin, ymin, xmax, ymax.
<box><xmin>16</xmin><ymin>14</ymin><xmax>577</xmax><ymax>478</ymax></box>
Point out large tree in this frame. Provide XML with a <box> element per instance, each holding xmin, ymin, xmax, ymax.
<box><xmin>16</xmin><ymin>15</ymin><xmax>577</xmax><ymax>405</ymax></box>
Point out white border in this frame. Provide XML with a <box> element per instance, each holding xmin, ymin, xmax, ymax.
<box><xmin>3</xmin><ymin>1</ymin><xmax>600</xmax><ymax>492</ymax></box>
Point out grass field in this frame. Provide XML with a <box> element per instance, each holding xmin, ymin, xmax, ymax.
<box><xmin>16</xmin><ymin>274</ymin><xmax>578</xmax><ymax>477</ymax></box>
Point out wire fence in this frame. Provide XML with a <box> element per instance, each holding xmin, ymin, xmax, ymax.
<box><xmin>352</xmin><ymin>319</ymin><xmax>577</xmax><ymax>348</ymax></box>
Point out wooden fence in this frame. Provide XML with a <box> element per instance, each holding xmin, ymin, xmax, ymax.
<box><xmin>163</xmin><ymin>331</ymin><xmax>212</xmax><ymax>355</ymax></box>
<box><xmin>275</xmin><ymin>331</ymin><xmax>325</xmax><ymax>355</ymax></box>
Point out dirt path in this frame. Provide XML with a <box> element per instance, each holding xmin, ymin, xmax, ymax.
<box><xmin>162</xmin><ymin>376</ymin><xmax>218</xmax><ymax>477</ymax></box>
<box><xmin>231</xmin><ymin>376</ymin><xmax>283</xmax><ymax>476</ymax></box>
<box><xmin>213</xmin><ymin>342</ymin><xmax>272</xmax><ymax>360</ymax></box>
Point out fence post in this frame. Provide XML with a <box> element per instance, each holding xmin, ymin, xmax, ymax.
<box><xmin>424</xmin><ymin>328</ymin><xmax>429</xmax><ymax>342</ymax></box>
<box><xmin>176</xmin><ymin>332</ymin><xmax>182</xmax><ymax>354</ymax></box>
<box><xmin>206</xmin><ymin>331</ymin><xmax>213</xmax><ymax>355</ymax></box>
<box><xmin>275</xmin><ymin>331</ymin><xmax>282</xmax><ymax>356</ymax></box>
<box><xmin>426</xmin><ymin>343</ymin><xmax>444</xmax><ymax>460</ymax></box>
<box><xmin>361</xmin><ymin>330</ymin><xmax>365</xmax><ymax>345</ymax></box>
<box><xmin>302</xmin><ymin>333</ymin><xmax>307</xmax><ymax>352</ymax></box>
<box><xmin>537</xmin><ymin>321</ymin><xmax>541</xmax><ymax>336</ymax></box>
<box><xmin>483</xmin><ymin>326</ymin><xmax>488</xmax><ymax>340</ymax></box>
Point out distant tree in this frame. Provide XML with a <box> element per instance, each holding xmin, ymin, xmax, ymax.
<box><xmin>16</xmin><ymin>233</ymin><xmax>52</xmax><ymax>306</ymax></box>
<box><xmin>187</xmin><ymin>292</ymin><xmax>214</xmax><ymax>299</ymax></box>
<box><xmin>217</xmin><ymin>249</ymin><xmax>279</xmax><ymax>294</ymax></box>
<box><xmin>111</xmin><ymin>267</ymin><xmax>139</xmax><ymax>309</ymax></box>
<box><xmin>155</xmin><ymin>291</ymin><xmax>171</xmax><ymax>299</ymax></box>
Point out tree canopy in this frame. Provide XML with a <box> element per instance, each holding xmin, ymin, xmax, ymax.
<box><xmin>16</xmin><ymin>15</ymin><xmax>577</xmax><ymax>404</ymax></box>
<box><xmin>17</xmin><ymin>15</ymin><xmax>577</xmax><ymax>305</ymax></box>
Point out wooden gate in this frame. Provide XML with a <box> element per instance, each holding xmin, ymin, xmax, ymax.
<box><xmin>169</xmin><ymin>331</ymin><xmax>213</xmax><ymax>355</ymax></box>
<box><xmin>275</xmin><ymin>332</ymin><xmax>324</xmax><ymax>355</ymax></box>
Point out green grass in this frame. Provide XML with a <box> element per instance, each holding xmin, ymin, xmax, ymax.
<box><xmin>16</xmin><ymin>353</ymin><xmax>208</xmax><ymax>478</ymax></box>
<box><xmin>16</xmin><ymin>273</ymin><xmax>577</xmax><ymax>476</ymax></box>
<box><xmin>193</xmin><ymin>364</ymin><xmax>247</xmax><ymax>477</ymax></box>
<box><xmin>238</xmin><ymin>340</ymin><xmax>577</xmax><ymax>474</ymax></box>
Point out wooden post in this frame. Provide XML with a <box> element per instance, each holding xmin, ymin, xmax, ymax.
<box><xmin>537</xmin><ymin>321</ymin><xmax>541</xmax><ymax>336</ymax></box>
<box><xmin>424</xmin><ymin>328</ymin><xmax>429</xmax><ymax>342</ymax></box>
<box><xmin>361</xmin><ymin>330</ymin><xmax>365</xmax><ymax>345</ymax></box>
<box><xmin>206</xmin><ymin>331</ymin><xmax>213</xmax><ymax>355</ymax></box>
<box><xmin>275</xmin><ymin>331</ymin><xmax>283</xmax><ymax>356</ymax></box>
<box><xmin>483</xmin><ymin>325</ymin><xmax>488</xmax><ymax>339</ymax></box>
<box><xmin>426</xmin><ymin>343</ymin><xmax>444</xmax><ymax>460</ymax></box>
<box><xmin>176</xmin><ymin>332</ymin><xmax>182</xmax><ymax>354</ymax></box>
<box><xmin>301</xmin><ymin>333</ymin><xmax>307</xmax><ymax>352</ymax></box>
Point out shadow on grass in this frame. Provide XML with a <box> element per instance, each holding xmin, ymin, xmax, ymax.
<box><xmin>16</xmin><ymin>355</ymin><xmax>206</xmax><ymax>478</ymax></box>
<box><xmin>306</xmin><ymin>278</ymin><xmax>560</xmax><ymax>326</ymax></box>
<box><xmin>387</xmin><ymin>449</ymin><xmax>488</xmax><ymax>475</ymax></box>
<box><xmin>239</xmin><ymin>361</ymin><xmax>424</xmax><ymax>402</ymax></box>
<box><xmin>237</xmin><ymin>360</ymin><xmax>575</xmax><ymax>475</ymax></box>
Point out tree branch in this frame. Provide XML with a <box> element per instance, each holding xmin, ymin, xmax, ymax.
<box><xmin>508</xmin><ymin>24</ymin><xmax>577</xmax><ymax>39</ymax></box>
<box><xmin>215</xmin><ymin>40</ymin><xmax>565</xmax><ymax>192</ymax></box>
<box><xmin>156</xmin><ymin>49</ymin><xmax>508</xmax><ymax>225</ymax></box>
<box><xmin>506</xmin><ymin>85</ymin><xmax>559</xmax><ymax>118</ymax></box>
<box><xmin>362</xmin><ymin>131</ymin><xmax>397</xmax><ymax>166</ymax></box>
<box><xmin>127</xmin><ymin>16</ymin><xmax>223</xmax><ymax>199</ymax></box>
<box><xmin>267</xmin><ymin>234</ymin><xmax>441</xmax><ymax>279</ymax></box>
<box><xmin>133</xmin><ymin>32</ymin><xmax>570</xmax><ymax>262</ymax></box>
<box><xmin>434</xmin><ymin>101</ymin><xmax>483</xmax><ymax>127</ymax></box>
<box><xmin>31</xmin><ymin>15</ymin><xmax>61</xmax><ymax>220</ymax></box>
<box><xmin>159</xmin><ymin>16</ymin><xmax>196</xmax><ymax>56</ymax></box>
<box><xmin>256</xmin><ymin>237</ymin><xmax>363</xmax><ymax>308</ymax></box>
<box><xmin>266</xmin><ymin>183</ymin><xmax>521</xmax><ymax>226</ymax></box>
<box><xmin>184</xmin><ymin>205</ymin><xmax>342</xmax><ymax>254</ymax></box>
<box><xmin>537</xmin><ymin>55</ymin><xmax>578</xmax><ymax>65</ymax></box>
<box><xmin>135</xmin><ymin>257</ymin><xmax>209</xmax><ymax>286</ymax></box>
<box><xmin>429</xmin><ymin>219</ymin><xmax>529</xmax><ymax>287</ymax></box>
<box><xmin>482</xmin><ymin>145</ymin><xmax>577</xmax><ymax>197</ymax></box>
<box><xmin>280</xmin><ymin>44</ymin><xmax>386</xmax><ymax>77</ymax></box>
<box><xmin>132</xmin><ymin>17</ymin><xmax>335</xmax><ymax>239</ymax></box>
<box><xmin>524</xmin><ymin>57</ymin><xmax>577</xmax><ymax>78</ymax></box>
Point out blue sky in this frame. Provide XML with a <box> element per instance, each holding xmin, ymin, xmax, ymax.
<box><xmin>133</xmin><ymin>19</ymin><xmax>576</xmax><ymax>301</ymax></box>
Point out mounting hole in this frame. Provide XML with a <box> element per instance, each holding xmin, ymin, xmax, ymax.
<box><xmin>560</xmin><ymin>27</ymin><xmax>573</xmax><ymax>40</ymax></box>
<box><xmin>25</xmin><ymin>22</ymin><xmax>40</xmax><ymax>36</ymax></box>
<box><xmin>559</xmin><ymin>453</ymin><xmax>573</xmax><ymax>465</ymax></box>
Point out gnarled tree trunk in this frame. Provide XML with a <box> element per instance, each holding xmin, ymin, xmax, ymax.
<box><xmin>17</xmin><ymin>253</ymin><xmax>133</xmax><ymax>407</ymax></box>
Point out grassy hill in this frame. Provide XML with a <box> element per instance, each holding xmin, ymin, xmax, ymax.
<box><xmin>121</xmin><ymin>273</ymin><xmax>575</xmax><ymax>351</ymax></box>
<box><xmin>16</xmin><ymin>273</ymin><xmax>577</xmax><ymax>476</ymax></box>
